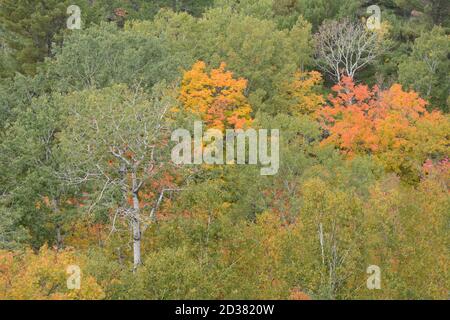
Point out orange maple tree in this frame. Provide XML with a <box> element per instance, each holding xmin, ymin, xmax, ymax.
<box><xmin>317</xmin><ymin>77</ymin><xmax>449</xmax><ymax>178</ymax></box>
<box><xmin>179</xmin><ymin>61</ymin><xmax>253</xmax><ymax>130</ymax></box>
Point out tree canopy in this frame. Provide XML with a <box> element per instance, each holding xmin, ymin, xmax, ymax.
<box><xmin>0</xmin><ymin>0</ymin><xmax>448</xmax><ymax>300</ymax></box>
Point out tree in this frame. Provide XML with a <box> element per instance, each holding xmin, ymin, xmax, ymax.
<box><xmin>364</xmin><ymin>176</ymin><xmax>449</xmax><ymax>299</ymax></box>
<box><xmin>58</xmin><ymin>84</ymin><xmax>174</xmax><ymax>270</ymax></box>
<box><xmin>0</xmin><ymin>206</ymin><xmax>28</xmax><ymax>250</ymax></box>
<box><xmin>122</xmin><ymin>8</ymin><xmax>313</xmax><ymax>114</ymax></box>
<box><xmin>0</xmin><ymin>91</ymin><xmax>82</xmax><ymax>249</ymax></box>
<box><xmin>1</xmin><ymin>0</ymin><xmax>449</xmax><ymax>301</ymax></box>
<box><xmin>196</xmin><ymin>7</ymin><xmax>312</xmax><ymax>112</ymax></box>
<box><xmin>393</xmin><ymin>0</ymin><xmax>450</xmax><ymax>26</ymax></box>
<box><xmin>287</xmin><ymin>177</ymin><xmax>366</xmax><ymax>299</ymax></box>
<box><xmin>314</xmin><ymin>19</ymin><xmax>384</xmax><ymax>82</ymax></box>
<box><xmin>0</xmin><ymin>245</ymin><xmax>104</xmax><ymax>299</ymax></box>
<box><xmin>277</xmin><ymin>70</ymin><xmax>325</xmax><ymax>116</ymax></box>
<box><xmin>48</xmin><ymin>22</ymin><xmax>181</xmax><ymax>92</ymax></box>
<box><xmin>179</xmin><ymin>61</ymin><xmax>253</xmax><ymax>130</ymax></box>
<box><xmin>0</xmin><ymin>0</ymin><xmax>96</xmax><ymax>76</ymax></box>
<box><xmin>0</xmin><ymin>1</ymin><xmax>213</xmax><ymax>77</ymax></box>
<box><xmin>317</xmin><ymin>76</ymin><xmax>449</xmax><ymax>181</ymax></box>
<box><xmin>398</xmin><ymin>26</ymin><xmax>450</xmax><ymax>112</ymax></box>
<box><xmin>273</xmin><ymin>0</ymin><xmax>361</xmax><ymax>30</ymax></box>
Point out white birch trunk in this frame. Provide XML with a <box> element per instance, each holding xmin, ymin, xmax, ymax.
<box><xmin>131</xmin><ymin>171</ymin><xmax>142</xmax><ymax>271</ymax></box>
<box><xmin>132</xmin><ymin>191</ymin><xmax>141</xmax><ymax>271</ymax></box>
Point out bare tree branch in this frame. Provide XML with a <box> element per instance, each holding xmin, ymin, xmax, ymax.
<box><xmin>314</xmin><ymin>19</ymin><xmax>383</xmax><ymax>82</ymax></box>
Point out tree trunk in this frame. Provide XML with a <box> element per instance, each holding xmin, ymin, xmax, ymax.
<box><xmin>56</xmin><ymin>223</ymin><xmax>63</xmax><ymax>250</ymax></box>
<box><xmin>132</xmin><ymin>191</ymin><xmax>141</xmax><ymax>271</ymax></box>
<box><xmin>52</xmin><ymin>199</ymin><xmax>63</xmax><ymax>250</ymax></box>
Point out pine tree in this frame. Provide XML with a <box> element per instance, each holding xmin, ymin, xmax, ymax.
<box><xmin>0</xmin><ymin>0</ymin><xmax>85</xmax><ymax>75</ymax></box>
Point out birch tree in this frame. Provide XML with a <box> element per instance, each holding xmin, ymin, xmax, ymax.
<box><xmin>297</xmin><ymin>177</ymin><xmax>366</xmax><ymax>299</ymax></box>
<box><xmin>314</xmin><ymin>19</ymin><xmax>383</xmax><ymax>82</ymax></box>
<box><xmin>58</xmin><ymin>84</ymin><xmax>173</xmax><ymax>270</ymax></box>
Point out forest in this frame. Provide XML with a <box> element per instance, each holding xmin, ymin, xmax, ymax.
<box><xmin>0</xmin><ymin>0</ymin><xmax>449</xmax><ymax>300</ymax></box>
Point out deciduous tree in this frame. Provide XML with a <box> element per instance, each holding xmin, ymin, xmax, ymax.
<box><xmin>0</xmin><ymin>245</ymin><xmax>104</xmax><ymax>299</ymax></box>
<box><xmin>58</xmin><ymin>84</ymin><xmax>174</xmax><ymax>270</ymax></box>
<box><xmin>317</xmin><ymin>77</ymin><xmax>449</xmax><ymax>181</ymax></box>
<box><xmin>179</xmin><ymin>61</ymin><xmax>253</xmax><ymax>130</ymax></box>
<box><xmin>314</xmin><ymin>19</ymin><xmax>384</xmax><ymax>82</ymax></box>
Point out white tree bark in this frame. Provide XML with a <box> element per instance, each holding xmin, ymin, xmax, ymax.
<box><xmin>131</xmin><ymin>170</ymin><xmax>142</xmax><ymax>271</ymax></box>
<box><xmin>132</xmin><ymin>190</ymin><xmax>141</xmax><ymax>271</ymax></box>
<box><xmin>314</xmin><ymin>19</ymin><xmax>382</xmax><ymax>82</ymax></box>
<box><xmin>59</xmin><ymin>84</ymin><xmax>174</xmax><ymax>269</ymax></box>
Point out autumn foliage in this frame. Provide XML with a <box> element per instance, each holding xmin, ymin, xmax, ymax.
<box><xmin>1</xmin><ymin>0</ymin><xmax>449</xmax><ymax>301</ymax></box>
<box><xmin>317</xmin><ymin>77</ymin><xmax>449</xmax><ymax>178</ymax></box>
<box><xmin>284</xmin><ymin>71</ymin><xmax>325</xmax><ymax>115</ymax></box>
<box><xmin>0</xmin><ymin>245</ymin><xmax>104</xmax><ymax>300</ymax></box>
<box><xmin>179</xmin><ymin>61</ymin><xmax>253</xmax><ymax>130</ymax></box>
